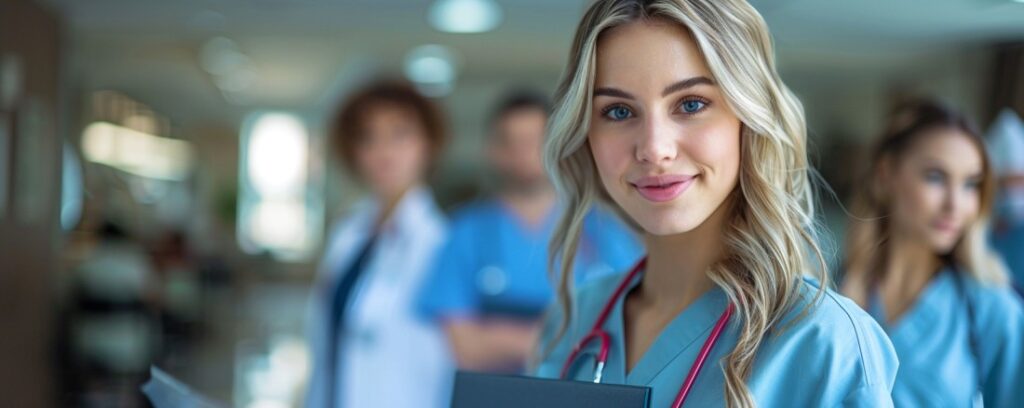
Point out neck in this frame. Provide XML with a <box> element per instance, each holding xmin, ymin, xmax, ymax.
<box><xmin>499</xmin><ymin>183</ymin><xmax>556</xmax><ymax>228</ymax></box>
<box><xmin>501</xmin><ymin>177</ymin><xmax>553</xmax><ymax>199</ymax></box>
<box><xmin>376</xmin><ymin>184</ymin><xmax>414</xmax><ymax>228</ymax></box>
<box><xmin>878</xmin><ymin>233</ymin><xmax>942</xmax><ymax>302</ymax></box>
<box><xmin>638</xmin><ymin>197</ymin><xmax>731</xmax><ymax>313</ymax></box>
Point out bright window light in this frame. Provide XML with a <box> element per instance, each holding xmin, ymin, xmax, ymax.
<box><xmin>248</xmin><ymin>200</ymin><xmax>308</xmax><ymax>254</ymax></box>
<box><xmin>246</xmin><ymin>113</ymin><xmax>308</xmax><ymax>197</ymax></box>
<box><xmin>238</xmin><ymin>112</ymin><xmax>321</xmax><ymax>261</ymax></box>
<box><xmin>81</xmin><ymin>121</ymin><xmax>192</xmax><ymax>181</ymax></box>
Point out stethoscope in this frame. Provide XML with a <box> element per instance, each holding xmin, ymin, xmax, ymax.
<box><xmin>560</xmin><ymin>258</ymin><xmax>734</xmax><ymax>408</ymax></box>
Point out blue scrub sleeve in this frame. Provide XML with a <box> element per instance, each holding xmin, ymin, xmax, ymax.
<box><xmin>416</xmin><ymin>213</ymin><xmax>482</xmax><ymax>321</ymax></box>
<box><xmin>978</xmin><ymin>287</ymin><xmax>1024</xmax><ymax>407</ymax></box>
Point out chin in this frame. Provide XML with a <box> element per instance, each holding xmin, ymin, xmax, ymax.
<box><xmin>927</xmin><ymin>236</ymin><xmax>960</xmax><ymax>255</ymax></box>
<box><xmin>629</xmin><ymin>207</ymin><xmax>706</xmax><ymax>236</ymax></box>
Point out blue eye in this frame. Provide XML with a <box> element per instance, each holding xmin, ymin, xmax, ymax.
<box><xmin>680</xmin><ymin>99</ymin><xmax>706</xmax><ymax>114</ymax></box>
<box><xmin>965</xmin><ymin>179</ymin><xmax>982</xmax><ymax>191</ymax></box>
<box><xmin>925</xmin><ymin>170</ymin><xmax>945</xmax><ymax>184</ymax></box>
<box><xmin>603</xmin><ymin>105</ymin><xmax>633</xmax><ymax>121</ymax></box>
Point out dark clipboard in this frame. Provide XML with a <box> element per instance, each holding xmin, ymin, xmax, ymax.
<box><xmin>451</xmin><ymin>371</ymin><xmax>651</xmax><ymax>408</ymax></box>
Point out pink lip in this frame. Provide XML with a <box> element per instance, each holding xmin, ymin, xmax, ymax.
<box><xmin>630</xmin><ymin>174</ymin><xmax>697</xmax><ymax>202</ymax></box>
<box><xmin>932</xmin><ymin>220</ymin><xmax>958</xmax><ymax>234</ymax></box>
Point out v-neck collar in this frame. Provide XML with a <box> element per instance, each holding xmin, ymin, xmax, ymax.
<box><xmin>495</xmin><ymin>199</ymin><xmax>560</xmax><ymax>239</ymax></box>
<box><xmin>869</xmin><ymin>268</ymin><xmax>953</xmax><ymax>347</ymax></box>
<box><xmin>606</xmin><ymin>270</ymin><xmax>731</xmax><ymax>386</ymax></box>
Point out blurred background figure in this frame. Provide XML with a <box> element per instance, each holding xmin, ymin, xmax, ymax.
<box><xmin>65</xmin><ymin>221</ymin><xmax>162</xmax><ymax>407</ymax></box>
<box><xmin>150</xmin><ymin>229</ymin><xmax>204</xmax><ymax>352</ymax></box>
<box><xmin>416</xmin><ymin>90</ymin><xmax>642</xmax><ymax>373</ymax></box>
<box><xmin>841</xmin><ymin>99</ymin><xmax>1024</xmax><ymax>407</ymax></box>
<box><xmin>306</xmin><ymin>81</ymin><xmax>451</xmax><ymax>408</ymax></box>
<box><xmin>2</xmin><ymin>0</ymin><xmax>1024</xmax><ymax>407</ymax></box>
<box><xmin>987</xmin><ymin>108</ymin><xmax>1024</xmax><ymax>287</ymax></box>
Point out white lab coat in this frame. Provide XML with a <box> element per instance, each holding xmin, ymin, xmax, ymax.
<box><xmin>305</xmin><ymin>186</ymin><xmax>452</xmax><ymax>408</ymax></box>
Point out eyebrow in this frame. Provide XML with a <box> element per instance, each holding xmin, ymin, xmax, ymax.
<box><xmin>922</xmin><ymin>160</ymin><xmax>983</xmax><ymax>178</ymax></box>
<box><xmin>593</xmin><ymin>76</ymin><xmax>716</xmax><ymax>100</ymax></box>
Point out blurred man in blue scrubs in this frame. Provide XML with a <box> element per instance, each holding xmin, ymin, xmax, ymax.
<box><xmin>988</xmin><ymin>108</ymin><xmax>1024</xmax><ymax>286</ymax></box>
<box><xmin>417</xmin><ymin>90</ymin><xmax>642</xmax><ymax>372</ymax></box>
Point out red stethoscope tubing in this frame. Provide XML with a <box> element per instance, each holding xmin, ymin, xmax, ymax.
<box><xmin>559</xmin><ymin>258</ymin><xmax>734</xmax><ymax>408</ymax></box>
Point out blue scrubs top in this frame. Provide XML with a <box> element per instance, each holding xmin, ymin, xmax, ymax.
<box><xmin>992</xmin><ymin>223</ymin><xmax>1024</xmax><ymax>287</ymax></box>
<box><xmin>417</xmin><ymin>200</ymin><xmax>642</xmax><ymax>321</ymax></box>
<box><xmin>535</xmin><ymin>271</ymin><xmax>899</xmax><ymax>407</ymax></box>
<box><xmin>867</xmin><ymin>268</ymin><xmax>1024</xmax><ymax>407</ymax></box>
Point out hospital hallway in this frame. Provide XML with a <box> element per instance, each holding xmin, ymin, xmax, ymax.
<box><xmin>1</xmin><ymin>0</ymin><xmax>1023</xmax><ymax>407</ymax></box>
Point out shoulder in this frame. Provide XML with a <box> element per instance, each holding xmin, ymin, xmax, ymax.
<box><xmin>413</xmin><ymin>190</ymin><xmax>448</xmax><ymax>231</ymax></box>
<box><xmin>755</xmin><ymin>279</ymin><xmax>898</xmax><ymax>396</ymax></box>
<box><xmin>782</xmin><ymin>278</ymin><xmax>887</xmax><ymax>342</ymax></box>
<box><xmin>962</xmin><ymin>274</ymin><xmax>1022</xmax><ymax>311</ymax></box>
<box><xmin>961</xmin><ymin>274</ymin><xmax>1024</xmax><ymax>332</ymax></box>
<box><xmin>318</xmin><ymin>200</ymin><xmax>378</xmax><ymax>273</ymax></box>
<box><xmin>572</xmin><ymin>268</ymin><xmax>632</xmax><ymax>310</ymax></box>
<box><xmin>324</xmin><ymin>200</ymin><xmax>376</xmax><ymax>248</ymax></box>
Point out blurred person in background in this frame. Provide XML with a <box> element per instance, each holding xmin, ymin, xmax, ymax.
<box><xmin>151</xmin><ymin>230</ymin><xmax>202</xmax><ymax>350</ymax></box>
<box><xmin>416</xmin><ymin>90</ymin><xmax>642</xmax><ymax>373</ymax></box>
<box><xmin>67</xmin><ymin>220</ymin><xmax>162</xmax><ymax>407</ymax></box>
<box><xmin>305</xmin><ymin>80</ymin><xmax>451</xmax><ymax>408</ymax></box>
<box><xmin>987</xmin><ymin>108</ymin><xmax>1024</xmax><ymax>288</ymax></box>
<box><xmin>842</xmin><ymin>99</ymin><xmax>1024</xmax><ymax>407</ymax></box>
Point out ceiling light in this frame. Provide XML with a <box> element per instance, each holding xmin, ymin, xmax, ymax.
<box><xmin>200</xmin><ymin>37</ymin><xmax>250</xmax><ymax>76</ymax></box>
<box><xmin>428</xmin><ymin>0</ymin><xmax>503</xmax><ymax>33</ymax></box>
<box><xmin>404</xmin><ymin>44</ymin><xmax>459</xmax><ymax>97</ymax></box>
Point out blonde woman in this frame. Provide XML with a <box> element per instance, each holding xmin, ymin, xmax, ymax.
<box><xmin>842</xmin><ymin>100</ymin><xmax>1024</xmax><ymax>407</ymax></box>
<box><xmin>533</xmin><ymin>0</ymin><xmax>898</xmax><ymax>407</ymax></box>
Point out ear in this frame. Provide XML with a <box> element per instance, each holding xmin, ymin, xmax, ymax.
<box><xmin>877</xmin><ymin>157</ymin><xmax>892</xmax><ymax>180</ymax></box>
<box><xmin>872</xmin><ymin>155</ymin><xmax>896</xmax><ymax>203</ymax></box>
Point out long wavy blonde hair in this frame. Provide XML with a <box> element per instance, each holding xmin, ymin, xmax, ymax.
<box><xmin>842</xmin><ymin>99</ymin><xmax>1009</xmax><ymax>305</ymax></box>
<box><xmin>543</xmin><ymin>0</ymin><xmax>827</xmax><ymax>406</ymax></box>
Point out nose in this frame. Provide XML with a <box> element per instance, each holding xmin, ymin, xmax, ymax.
<box><xmin>942</xmin><ymin>181</ymin><xmax>975</xmax><ymax>218</ymax></box>
<box><xmin>941</xmin><ymin>182</ymin><xmax>958</xmax><ymax>214</ymax></box>
<box><xmin>635</xmin><ymin>114</ymin><xmax>678</xmax><ymax>165</ymax></box>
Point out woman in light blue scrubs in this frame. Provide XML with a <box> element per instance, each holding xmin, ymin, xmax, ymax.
<box><xmin>842</xmin><ymin>100</ymin><xmax>1024</xmax><ymax>407</ymax></box>
<box><xmin>533</xmin><ymin>0</ymin><xmax>899</xmax><ymax>406</ymax></box>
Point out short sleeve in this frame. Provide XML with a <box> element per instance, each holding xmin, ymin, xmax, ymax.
<box><xmin>416</xmin><ymin>208</ymin><xmax>484</xmax><ymax>321</ymax></box>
